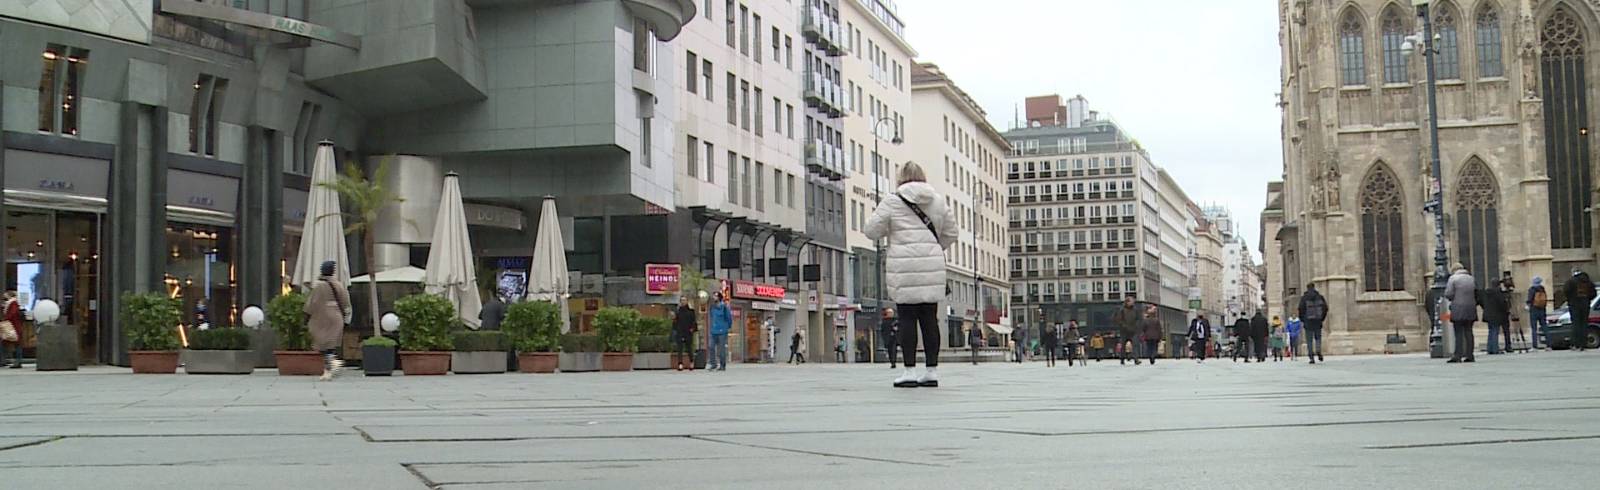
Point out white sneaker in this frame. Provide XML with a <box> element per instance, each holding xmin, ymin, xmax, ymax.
<box><xmin>329</xmin><ymin>357</ymin><xmax>345</xmax><ymax>377</ymax></box>
<box><xmin>318</xmin><ymin>370</ymin><xmax>332</xmax><ymax>381</ymax></box>
<box><xmin>893</xmin><ymin>368</ymin><xmax>919</xmax><ymax>388</ymax></box>
<box><xmin>917</xmin><ymin>367</ymin><xmax>939</xmax><ymax>388</ymax></box>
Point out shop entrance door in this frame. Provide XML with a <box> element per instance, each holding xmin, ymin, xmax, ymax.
<box><xmin>4</xmin><ymin>209</ymin><xmax>103</xmax><ymax>364</ymax></box>
<box><xmin>744</xmin><ymin>313</ymin><xmax>762</xmax><ymax>362</ymax></box>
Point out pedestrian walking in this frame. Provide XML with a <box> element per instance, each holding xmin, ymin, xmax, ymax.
<box><xmin>672</xmin><ymin>297</ymin><xmax>697</xmax><ymax>371</ymax></box>
<box><xmin>1250</xmin><ymin>311</ymin><xmax>1269</xmax><ymax>362</ymax></box>
<box><xmin>1013</xmin><ymin>327</ymin><xmax>1027</xmax><ymax>363</ymax></box>
<box><xmin>1298</xmin><ymin>282</ymin><xmax>1330</xmax><ymax>364</ymax></box>
<box><xmin>1113</xmin><ymin>296</ymin><xmax>1140</xmax><ymax>365</ymax></box>
<box><xmin>303</xmin><ymin>260</ymin><xmax>351</xmax><ymax>381</ymax></box>
<box><xmin>1444</xmin><ymin>263</ymin><xmax>1481</xmax><ymax>363</ymax></box>
<box><xmin>708</xmin><ymin>292</ymin><xmax>732</xmax><ymax>371</ymax></box>
<box><xmin>1042</xmin><ymin>322</ymin><xmax>1059</xmax><ymax>367</ymax></box>
<box><xmin>835</xmin><ymin>335</ymin><xmax>847</xmax><ymax>363</ymax></box>
<box><xmin>1270</xmin><ymin>324</ymin><xmax>1287</xmax><ymax>361</ymax></box>
<box><xmin>1140</xmin><ymin>306</ymin><xmax>1162</xmax><ymax>365</ymax></box>
<box><xmin>1065</xmin><ymin>321</ymin><xmax>1084</xmax><ymax>367</ymax></box>
<box><xmin>882</xmin><ymin>308</ymin><xmax>899</xmax><ymax>368</ymax></box>
<box><xmin>1188</xmin><ymin>314</ymin><xmax>1211</xmax><ymax>363</ymax></box>
<box><xmin>1562</xmin><ymin>267</ymin><xmax>1595</xmax><ymax>352</ymax></box>
<box><xmin>855</xmin><ymin>333</ymin><xmax>868</xmax><ymax>363</ymax></box>
<box><xmin>1089</xmin><ymin>333</ymin><xmax>1104</xmax><ymax>362</ymax></box>
<box><xmin>1</xmin><ymin>291</ymin><xmax>23</xmax><ymax>368</ymax></box>
<box><xmin>1232</xmin><ymin>316</ymin><xmax>1252</xmax><ymax>363</ymax></box>
<box><xmin>1286</xmin><ymin>316</ymin><xmax>1303</xmax><ymax>360</ymax></box>
<box><xmin>967</xmin><ymin>326</ymin><xmax>981</xmax><ymax>365</ymax></box>
<box><xmin>1527</xmin><ymin>277</ymin><xmax>1549</xmax><ymax>349</ymax></box>
<box><xmin>1483</xmin><ymin>274</ymin><xmax>1512</xmax><ymax>355</ymax></box>
<box><xmin>788</xmin><ymin>329</ymin><xmax>806</xmax><ymax>364</ymax></box>
<box><xmin>862</xmin><ymin>162</ymin><xmax>958</xmax><ymax>388</ymax></box>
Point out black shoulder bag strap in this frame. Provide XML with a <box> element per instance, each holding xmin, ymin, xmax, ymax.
<box><xmin>897</xmin><ymin>194</ymin><xmax>939</xmax><ymax>240</ymax></box>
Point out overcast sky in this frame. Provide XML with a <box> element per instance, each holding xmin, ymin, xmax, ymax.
<box><xmin>898</xmin><ymin>0</ymin><xmax>1280</xmax><ymax>260</ymax></box>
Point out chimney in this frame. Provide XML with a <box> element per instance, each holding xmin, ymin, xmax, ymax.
<box><xmin>1025</xmin><ymin>95</ymin><xmax>1063</xmax><ymax>127</ymax></box>
<box><xmin>1067</xmin><ymin>95</ymin><xmax>1088</xmax><ymax>128</ymax></box>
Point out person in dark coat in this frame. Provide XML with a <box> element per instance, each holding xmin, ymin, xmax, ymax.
<box><xmin>1112</xmin><ymin>296</ymin><xmax>1141</xmax><ymax>365</ymax></box>
<box><xmin>1041</xmin><ymin>322</ymin><xmax>1059</xmax><ymax>367</ymax></box>
<box><xmin>968</xmin><ymin>325</ymin><xmax>983</xmax><ymax>365</ymax></box>
<box><xmin>1562</xmin><ymin>267</ymin><xmax>1596</xmax><ymax>352</ymax></box>
<box><xmin>1250</xmin><ymin>311</ymin><xmax>1270</xmax><ymax>362</ymax></box>
<box><xmin>1140</xmin><ymin>306</ymin><xmax>1162</xmax><ymax>365</ymax></box>
<box><xmin>1188</xmin><ymin>314</ymin><xmax>1211</xmax><ymax>363</ymax></box>
<box><xmin>1527</xmin><ymin>276</ymin><xmax>1549</xmax><ymax>349</ymax></box>
<box><xmin>1482</xmin><ymin>277</ymin><xmax>1512</xmax><ymax>354</ymax></box>
<box><xmin>479</xmin><ymin>294</ymin><xmax>507</xmax><ymax>330</ymax></box>
<box><xmin>1298</xmin><ymin>282</ymin><xmax>1330</xmax><ymax>363</ymax></box>
<box><xmin>1444</xmin><ymin>263</ymin><xmax>1481</xmax><ymax>363</ymax></box>
<box><xmin>672</xmin><ymin>297</ymin><xmax>697</xmax><ymax>371</ymax></box>
<box><xmin>1232</xmin><ymin>316</ymin><xmax>1252</xmax><ymax>363</ymax></box>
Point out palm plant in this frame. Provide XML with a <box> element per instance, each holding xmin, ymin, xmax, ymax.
<box><xmin>317</xmin><ymin>158</ymin><xmax>405</xmax><ymax>336</ymax></box>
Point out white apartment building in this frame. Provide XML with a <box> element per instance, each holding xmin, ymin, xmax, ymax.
<box><xmin>908</xmin><ymin>62</ymin><xmax>1011</xmax><ymax>348</ymax></box>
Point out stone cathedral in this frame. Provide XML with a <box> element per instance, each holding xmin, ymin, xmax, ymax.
<box><xmin>1277</xmin><ymin>0</ymin><xmax>1600</xmax><ymax>353</ymax></box>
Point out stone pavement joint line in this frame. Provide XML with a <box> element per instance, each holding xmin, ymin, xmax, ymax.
<box><xmin>1365</xmin><ymin>434</ymin><xmax>1600</xmax><ymax>450</ymax></box>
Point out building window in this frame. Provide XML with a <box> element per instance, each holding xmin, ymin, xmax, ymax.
<box><xmin>725</xmin><ymin>1</ymin><xmax>735</xmax><ymax>47</ymax></box>
<box><xmin>740</xmin><ymin>80</ymin><xmax>751</xmax><ymax>130</ymax></box>
<box><xmin>1381</xmin><ymin>7</ymin><xmax>1410</xmax><ymax>84</ymax></box>
<box><xmin>726</xmin><ymin>73</ymin><xmax>737</xmax><ymax>124</ymax></box>
<box><xmin>754</xmin><ymin>87</ymin><xmax>764</xmax><ymax>136</ymax></box>
<box><xmin>1340</xmin><ymin>10</ymin><xmax>1366</xmax><ymax>86</ymax></box>
<box><xmin>784</xmin><ymin>35</ymin><xmax>793</xmax><ymax>69</ymax></box>
<box><xmin>638</xmin><ymin>92</ymin><xmax>652</xmax><ymax>167</ymax></box>
<box><xmin>1455</xmin><ymin>158</ymin><xmax>1500</xmax><ymax>287</ymax></box>
<box><xmin>1476</xmin><ymin>5</ymin><xmax>1504</xmax><ymax>78</ymax></box>
<box><xmin>1542</xmin><ymin>6</ymin><xmax>1591</xmax><ymax>249</ymax></box>
<box><xmin>787</xmin><ymin>173</ymin><xmax>797</xmax><ymax>208</ymax></box>
<box><xmin>738</xmin><ymin>4</ymin><xmax>749</xmax><ymax>56</ymax></box>
<box><xmin>704</xmin><ymin>141</ymin><xmax>715</xmax><ymax>182</ymax></box>
<box><xmin>727</xmin><ymin>151</ymin><xmax>739</xmax><ymax>204</ymax></box>
<box><xmin>687</xmin><ymin>135</ymin><xmax>700</xmax><ymax>178</ymax></box>
<box><xmin>752</xmin><ymin>13</ymin><xmax>762</xmax><ymax>62</ymax></box>
<box><xmin>188</xmin><ymin>74</ymin><xmax>228</xmax><ymax>156</ymax></box>
<box><xmin>686</xmin><ymin>51</ymin><xmax>698</xmax><ymax>93</ymax></box>
<box><xmin>771</xmin><ymin>26</ymin><xmax>780</xmax><ymax>62</ymax></box>
<box><xmin>704</xmin><ymin>0</ymin><xmax>712</xmax><ymax>20</ymax></box>
<box><xmin>1434</xmin><ymin>3</ymin><xmax>1461</xmax><ymax>80</ymax></box>
<box><xmin>1360</xmin><ymin>163</ymin><xmax>1406</xmax><ymax>292</ymax></box>
<box><xmin>38</xmin><ymin>45</ymin><xmax>89</xmax><ymax>136</ymax></box>
<box><xmin>773</xmin><ymin>96</ymin><xmax>782</xmax><ymax>134</ymax></box>
<box><xmin>755</xmin><ymin>161</ymin><xmax>765</xmax><ymax>212</ymax></box>
<box><xmin>702</xmin><ymin>60</ymin><xmax>715</xmax><ymax>101</ymax></box>
<box><xmin>632</xmin><ymin>17</ymin><xmax>656</xmax><ymax>76</ymax></box>
<box><xmin>786</xmin><ymin>104</ymin><xmax>795</xmax><ymax>138</ymax></box>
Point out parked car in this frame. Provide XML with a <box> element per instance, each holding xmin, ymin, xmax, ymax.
<box><xmin>1546</xmin><ymin>295</ymin><xmax>1600</xmax><ymax>350</ymax></box>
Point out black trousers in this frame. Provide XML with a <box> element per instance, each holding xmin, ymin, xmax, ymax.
<box><xmin>1144</xmin><ymin>339</ymin><xmax>1159</xmax><ymax>364</ymax></box>
<box><xmin>1191</xmin><ymin>339</ymin><xmax>1207</xmax><ymax>360</ymax></box>
<box><xmin>1044</xmin><ymin>341</ymin><xmax>1058</xmax><ymax>366</ymax></box>
<box><xmin>1452</xmin><ymin>320</ymin><xmax>1476</xmax><ymax>360</ymax></box>
<box><xmin>1570</xmin><ymin>306</ymin><xmax>1590</xmax><ymax>349</ymax></box>
<box><xmin>1304</xmin><ymin>320</ymin><xmax>1325</xmax><ymax>357</ymax></box>
<box><xmin>898</xmin><ymin>303</ymin><xmax>940</xmax><ymax>368</ymax></box>
<box><xmin>1253</xmin><ymin>336</ymin><xmax>1268</xmax><ymax>361</ymax></box>
<box><xmin>674</xmin><ymin>338</ymin><xmax>693</xmax><ymax>359</ymax></box>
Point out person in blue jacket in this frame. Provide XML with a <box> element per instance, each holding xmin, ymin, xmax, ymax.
<box><xmin>1285</xmin><ymin>316</ymin><xmax>1304</xmax><ymax>360</ymax></box>
<box><xmin>708</xmin><ymin>292</ymin><xmax>733</xmax><ymax>371</ymax></box>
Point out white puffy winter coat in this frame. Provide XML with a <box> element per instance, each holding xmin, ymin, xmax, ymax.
<box><xmin>863</xmin><ymin>181</ymin><xmax>958</xmax><ymax>305</ymax></box>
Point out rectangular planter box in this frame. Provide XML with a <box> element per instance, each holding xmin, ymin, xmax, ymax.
<box><xmin>35</xmin><ymin>324</ymin><xmax>79</xmax><ymax>371</ymax></box>
<box><xmin>363</xmin><ymin>345</ymin><xmax>396</xmax><ymax>376</ymax></box>
<box><xmin>559</xmin><ymin>352</ymin><xmax>601</xmax><ymax>372</ymax></box>
<box><xmin>632</xmin><ymin>352</ymin><xmax>672</xmax><ymax>370</ymax></box>
<box><xmin>452</xmin><ymin>351</ymin><xmax>508</xmax><ymax>374</ymax></box>
<box><xmin>182</xmin><ymin>350</ymin><xmax>256</xmax><ymax>375</ymax></box>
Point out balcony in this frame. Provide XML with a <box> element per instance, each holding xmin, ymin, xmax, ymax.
<box><xmin>803</xmin><ymin>7</ymin><xmax>844</xmax><ymax>54</ymax></box>
<box><xmin>805</xmin><ymin>141</ymin><xmax>845</xmax><ymax>180</ymax></box>
<box><xmin>804</xmin><ymin>72</ymin><xmax>844</xmax><ymax>118</ymax></box>
<box><xmin>1008</xmin><ymin>196</ymin><xmax>1021</xmax><ymax>204</ymax></box>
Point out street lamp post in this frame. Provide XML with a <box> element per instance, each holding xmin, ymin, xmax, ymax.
<box><xmin>972</xmin><ymin>188</ymin><xmax>994</xmax><ymax>344</ymax></box>
<box><xmin>1405</xmin><ymin>0</ymin><xmax>1450</xmax><ymax>357</ymax></box>
<box><xmin>871</xmin><ymin>117</ymin><xmax>902</xmax><ymax>354</ymax></box>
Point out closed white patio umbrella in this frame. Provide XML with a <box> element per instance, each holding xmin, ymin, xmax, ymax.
<box><xmin>292</xmin><ymin>141</ymin><xmax>351</xmax><ymax>290</ymax></box>
<box><xmin>528</xmin><ymin>196</ymin><xmax>570</xmax><ymax>332</ymax></box>
<box><xmin>424</xmin><ymin>172</ymin><xmax>482</xmax><ymax>328</ymax></box>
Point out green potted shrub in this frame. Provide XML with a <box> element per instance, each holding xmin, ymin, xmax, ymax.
<box><xmin>361</xmin><ymin>336</ymin><xmax>398</xmax><ymax>376</ymax></box>
<box><xmin>558</xmin><ymin>333</ymin><xmax>601</xmax><ymax>372</ymax></box>
<box><xmin>504</xmin><ymin>301</ymin><xmax>561</xmax><ymax>373</ymax></box>
<box><xmin>183</xmin><ymin>327</ymin><xmax>255</xmax><ymax>374</ymax></box>
<box><xmin>267</xmin><ymin>293</ymin><xmax>321</xmax><ymax>375</ymax></box>
<box><xmin>395</xmin><ymin>293</ymin><xmax>455</xmax><ymax>375</ymax></box>
<box><xmin>123</xmin><ymin>293</ymin><xmax>182</xmax><ymax>374</ymax></box>
<box><xmin>451</xmin><ymin>330</ymin><xmax>509</xmax><ymax>374</ymax></box>
<box><xmin>596</xmin><ymin>307</ymin><xmax>641</xmax><ymax>371</ymax></box>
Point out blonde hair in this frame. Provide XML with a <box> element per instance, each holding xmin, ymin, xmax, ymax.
<box><xmin>897</xmin><ymin>161</ymin><xmax>926</xmax><ymax>186</ymax></box>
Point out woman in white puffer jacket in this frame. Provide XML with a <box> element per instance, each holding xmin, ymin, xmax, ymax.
<box><xmin>864</xmin><ymin>162</ymin><xmax>957</xmax><ymax>388</ymax></box>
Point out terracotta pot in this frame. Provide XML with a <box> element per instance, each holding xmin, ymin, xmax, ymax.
<box><xmin>129</xmin><ymin>351</ymin><xmax>179</xmax><ymax>374</ymax></box>
<box><xmin>601</xmin><ymin>352</ymin><xmax>634</xmax><ymax>372</ymax></box>
<box><xmin>274</xmin><ymin>351</ymin><xmax>324</xmax><ymax>376</ymax></box>
<box><xmin>518</xmin><ymin>352</ymin><xmax>558</xmax><ymax>373</ymax></box>
<box><xmin>400</xmin><ymin>351</ymin><xmax>451</xmax><ymax>375</ymax></box>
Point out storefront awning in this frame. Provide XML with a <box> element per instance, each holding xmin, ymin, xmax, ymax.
<box><xmin>987</xmin><ymin>323</ymin><xmax>1014</xmax><ymax>335</ymax></box>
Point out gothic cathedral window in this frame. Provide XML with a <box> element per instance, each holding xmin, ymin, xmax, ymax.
<box><xmin>1475</xmin><ymin>4</ymin><xmax>1503</xmax><ymax>78</ymax></box>
<box><xmin>1381</xmin><ymin>6</ymin><xmax>1411</xmax><ymax>84</ymax></box>
<box><xmin>1361</xmin><ymin>163</ymin><xmax>1405</xmax><ymax>292</ymax></box>
<box><xmin>1340</xmin><ymin>10</ymin><xmax>1366</xmax><ymax>86</ymax></box>
<box><xmin>1455</xmin><ymin>158</ymin><xmax>1500</xmax><ymax>288</ymax></box>
<box><xmin>1541</xmin><ymin>7</ymin><xmax>1592</xmax><ymax>250</ymax></box>
<box><xmin>1435</xmin><ymin>2</ymin><xmax>1461</xmax><ymax>80</ymax></box>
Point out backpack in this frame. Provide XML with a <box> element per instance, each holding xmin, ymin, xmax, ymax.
<box><xmin>1302</xmin><ymin>293</ymin><xmax>1328</xmax><ymax>321</ymax></box>
<box><xmin>1532</xmin><ymin>288</ymin><xmax>1549</xmax><ymax>309</ymax></box>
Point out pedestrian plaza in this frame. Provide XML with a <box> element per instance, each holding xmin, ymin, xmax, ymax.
<box><xmin>0</xmin><ymin>352</ymin><xmax>1595</xmax><ymax>489</ymax></box>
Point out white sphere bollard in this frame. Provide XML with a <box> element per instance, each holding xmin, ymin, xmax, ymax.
<box><xmin>241</xmin><ymin>306</ymin><xmax>266</xmax><ymax>328</ymax></box>
<box><xmin>32</xmin><ymin>299</ymin><xmax>61</xmax><ymax>325</ymax></box>
<box><xmin>381</xmin><ymin>312</ymin><xmax>401</xmax><ymax>332</ymax></box>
